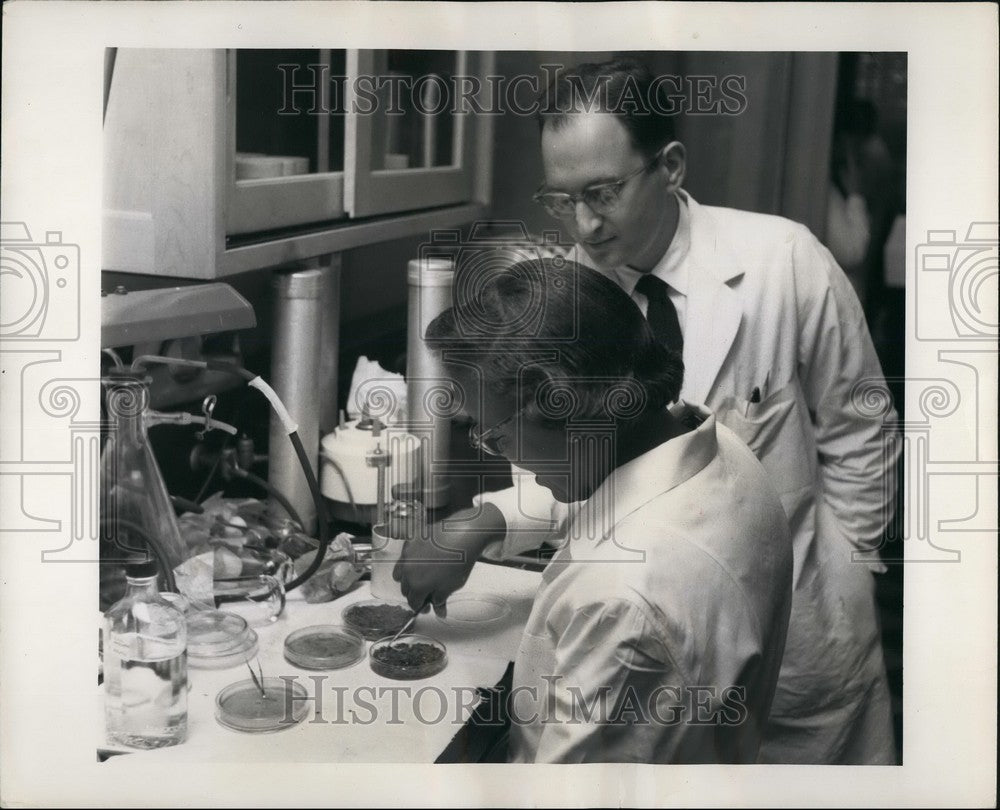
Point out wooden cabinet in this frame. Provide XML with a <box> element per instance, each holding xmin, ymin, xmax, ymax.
<box><xmin>103</xmin><ymin>48</ymin><xmax>494</xmax><ymax>279</ymax></box>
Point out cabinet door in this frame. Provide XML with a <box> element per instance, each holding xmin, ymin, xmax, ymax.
<box><xmin>345</xmin><ymin>50</ymin><xmax>480</xmax><ymax>218</ymax></box>
<box><xmin>227</xmin><ymin>49</ymin><xmax>348</xmax><ymax>236</ymax></box>
<box><xmin>103</xmin><ymin>49</ymin><xmax>227</xmax><ymax>278</ymax></box>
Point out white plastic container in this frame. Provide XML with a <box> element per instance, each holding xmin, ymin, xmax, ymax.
<box><xmin>319</xmin><ymin>421</ymin><xmax>420</xmax><ymax>511</ymax></box>
<box><xmin>369</xmin><ymin>523</ymin><xmax>407</xmax><ymax>602</ymax></box>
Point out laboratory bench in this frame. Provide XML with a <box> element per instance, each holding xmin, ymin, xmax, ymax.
<box><xmin>99</xmin><ymin>561</ymin><xmax>541</xmax><ymax>765</ymax></box>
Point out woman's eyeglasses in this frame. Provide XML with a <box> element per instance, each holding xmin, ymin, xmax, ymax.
<box><xmin>468</xmin><ymin>411</ymin><xmax>520</xmax><ymax>457</ymax></box>
<box><xmin>532</xmin><ymin>156</ymin><xmax>658</xmax><ymax>220</ymax></box>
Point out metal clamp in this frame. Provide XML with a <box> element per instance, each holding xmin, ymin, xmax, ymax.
<box><xmin>365</xmin><ymin>442</ymin><xmax>392</xmax><ymax>527</ymax></box>
<box><xmin>196</xmin><ymin>395</ymin><xmax>218</xmax><ymax>440</ymax></box>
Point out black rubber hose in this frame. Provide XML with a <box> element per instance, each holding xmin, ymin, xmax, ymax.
<box><xmin>170</xmin><ymin>495</ymin><xmax>204</xmax><ymax>515</ymax></box>
<box><xmin>230</xmin><ymin>467</ymin><xmax>305</xmax><ymax>533</ymax></box>
<box><xmin>208</xmin><ymin>362</ymin><xmax>331</xmax><ymax>590</ymax></box>
<box><xmin>282</xmin><ymin>429</ymin><xmax>332</xmax><ymax>592</ymax></box>
<box><xmin>153</xmin><ymin>359</ymin><xmax>331</xmax><ymax>592</ymax></box>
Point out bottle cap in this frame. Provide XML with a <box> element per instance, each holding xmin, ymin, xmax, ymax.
<box><xmin>124</xmin><ymin>559</ymin><xmax>159</xmax><ymax>578</ymax></box>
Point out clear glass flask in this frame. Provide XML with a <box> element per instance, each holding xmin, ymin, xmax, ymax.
<box><xmin>100</xmin><ymin>371</ymin><xmax>187</xmax><ymax>608</ymax></box>
<box><xmin>103</xmin><ymin>559</ymin><xmax>188</xmax><ymax>749</ymax></box>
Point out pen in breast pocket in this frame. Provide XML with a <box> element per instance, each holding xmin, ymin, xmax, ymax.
<box><xmin>745</xmin><ymin>386</ymin><xmax>761</xmax><ymax>417</ymax></box>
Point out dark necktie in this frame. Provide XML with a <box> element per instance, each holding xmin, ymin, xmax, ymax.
<box><xmin>635</xmin><ymin>274</ymin><xmax>683</xmax><ymax>357</ymax></box>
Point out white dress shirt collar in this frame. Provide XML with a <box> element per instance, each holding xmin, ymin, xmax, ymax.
<box><xmin>613</xmin><ymin>191</ymin><xmax>691</xmax><ymax>296</ymax></box>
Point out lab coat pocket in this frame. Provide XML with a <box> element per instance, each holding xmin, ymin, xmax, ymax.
<box><xmin>715</xmin><ymin>380</ymin><xmax>816</xmax><ymax>500</ymax></box>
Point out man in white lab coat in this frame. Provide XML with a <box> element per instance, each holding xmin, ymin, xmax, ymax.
<box><xmin>396</xmin><ymin>58</ymin><xmax>900</xmax><ymax>764</ymax></box>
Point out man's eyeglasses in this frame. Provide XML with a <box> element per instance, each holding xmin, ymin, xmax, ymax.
<box><xmin>532</xmin><ymin>156</ymin><xmax>659</xmax><ymax>220</ymax></box>
<box><xmin>468</xmin><ymin>410</ymin><xmax>520</xmax><ymax>457</ymax></box>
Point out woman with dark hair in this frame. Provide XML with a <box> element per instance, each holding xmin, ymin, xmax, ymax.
<box><xmin>429</xmin><ymin>256</ymin><xmax>686</xmax><ymax>504</ymax></box>
<box><xmin>395</xmin><ymin>259</ymin><xmax>793</xmax><ymax>763</ymax></box>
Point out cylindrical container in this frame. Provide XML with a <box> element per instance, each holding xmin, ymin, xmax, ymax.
<box><xmin>269</xmin><ymin>267</ymin><xmax>323</xmax><ymax>534</ymax></box>
<box><xmin>319</xmin><ymin>423</ymin><xmax>421</xmax><ymax>525</ymax></box>
<box><xmin>280</xmin><ymin>156</ymin><xmax>310</xmax><ymax>176</ymax></box>
<box><xmin>318</xmin><ymin>257</ymin><xmax>342</xmax><ymax>436</ymax></box>
<box><xmin>235</xmin><ymin>155</ymin><xmax>288</xmax><ymax>180</ymax></box>
<box><xmin>384</xmin><ymin>153</ymin><xmax>410</xmax><ymax>170</ymax></box>
<box><xmin>406</xmin><ymin>258</ymin><xmax>454</xmax><ymax>509</ymax></box>
<box><xmin>103</xmin><ymin>559</ymin><xmax>187</xmax><ymax>749</ymax></box>
<box><xmin>370</xmin><ymin>499</ymin><xmax>424</xmax><ymax>602</ymax></box>
<box><xmin>370</xmin><ymin>523</ymin><xmax>407</xmax><ymax>602</ymax></box>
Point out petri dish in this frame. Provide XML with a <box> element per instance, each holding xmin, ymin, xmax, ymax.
<box><xmin>440</xmin><ymin>593</ymin><xmax>511</xmax><ymax>628</ymax></box>
<box><xmin>186</xmin><ymin>609</ymin><xmax>251</xmax><ymax>656</ymax></box>
<box><xmin>369</xmin><ymin>634</ymin><xmax>447</xmax><ymax>681</ymax></box>
<box><xmin>283</xmin><ymin>625</ymin><xmax>366</xmax><ymax>670</ymax></box>
<box><xmin>342</xmin><ymin>599</ymin><xmax>414</xmax><ymax>641</ymax></box>
<box><xmin>215</xmin><ymin>677</ymin><xmax>310</xmax><ymax>733</ymax></box>
<box><xmin>189</xmin><ymin>629</ymin><xmax>258</xmax><ymax>670</ymax></box>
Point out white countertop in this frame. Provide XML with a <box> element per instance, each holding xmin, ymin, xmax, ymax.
<box><xmin>100</xmin><ymin>562</ymin><xmax>541</xmax><ymax>764</ymax></box>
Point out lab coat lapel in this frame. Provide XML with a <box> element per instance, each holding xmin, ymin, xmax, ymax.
<box><xmin>680</xmin><ymin>195</ymin><xmax>744</xmax><ymax>405</ymax></box>
<box><xmin>570</xmin><ymin>406</ymin><xmax>719</xmax><ymax>552</ymax></box>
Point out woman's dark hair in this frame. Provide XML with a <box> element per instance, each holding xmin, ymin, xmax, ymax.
<box><xmin>536</xmin><ymin>58</ymin><xmax>677</xmax><ymax>158</ymax></box>
<box><xmin>426</xmin><ymin>258</ymin><xmax>683</xmax><ymax>425</ymax></box>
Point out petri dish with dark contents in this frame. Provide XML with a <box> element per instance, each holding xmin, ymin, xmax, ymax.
<box><xmin>283</xmin><ymin>624</ymin><xmax>366</xmax><ymax>670</ymax></box>
<box><xmin>369</xmin><ymin>634</ymin><xmax>447</xmax><ymax>680</ymax></box>
<box><xmin>342</xmin><ymin>599</ymin><xmax>414</xmax><ymax>641</ymax></box>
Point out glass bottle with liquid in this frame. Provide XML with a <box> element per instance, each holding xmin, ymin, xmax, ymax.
<box><xmin>103</xmin><ymin>559</ymin><xmax>188</xmax><ymax>749</ymax></box>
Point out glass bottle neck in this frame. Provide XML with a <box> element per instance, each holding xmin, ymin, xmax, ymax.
<box><xmin>114</xmin><ymin>412</ymin><xmax>145</xmax><ymax>443</ymax></box>
<box><xmin>105</xmin><ymin>380</ymin><xmax>150</xmax><ymax>443</ymax></box>
<box><xmin>124</xmin><ymin>575</ymin><xmax>160</xmax><ymax>599</ymax></box>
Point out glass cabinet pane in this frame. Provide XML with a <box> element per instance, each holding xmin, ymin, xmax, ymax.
<box><xmin>229</xmin><ymin>49</ymin><xmax>348</xmax><ymax>236</ymax></box>
<box><xmin>235</xmin><ymin>49</ymin><xmax>346</xmax><ymax>178</ymax></box>
<box><xmin>370</xmin><ymin>50</ymin><xmax>461</xmax><ymax>171</ymax></box>
<box><xmin>229</xmin><ymin>48</ymin><xmax>479</xmax><ymax>230</ymax></box>
<box><xmin>345</xmin><ymin>49</ymin><xmax>480</xmax><ymax>218</ymax></box>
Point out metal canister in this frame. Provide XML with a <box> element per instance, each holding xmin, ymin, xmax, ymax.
<box><xmin>406</xmin><ymin>257</ymin><xmax>454</xmax><ymax>509</ymax></box>
<box><xmin>268</xmin><ymin>267</ymin><xmax>323</xmax><ymax>533</ymax></box>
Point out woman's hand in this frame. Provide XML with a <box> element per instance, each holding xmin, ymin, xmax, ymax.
<box><xmin>392</xmin><ymin>503</ymin><xmax>506</xmax><ymax>615</ymax></box>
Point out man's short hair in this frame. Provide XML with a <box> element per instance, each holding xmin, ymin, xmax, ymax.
<box><xmin>537</xmin><ymin>58</ymin><xmax>677</xmax><ymax>157</ymax></box>
<box><xmin>426</xmin><ymin>258</ymin><xmax>683</xmax><ymax>424</ymax></box>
